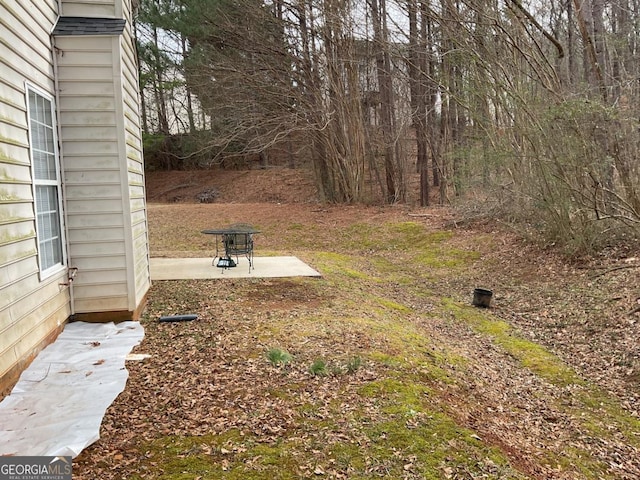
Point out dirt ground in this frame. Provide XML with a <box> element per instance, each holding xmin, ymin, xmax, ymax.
<box><xmin>72</xmin><ymin>167</ymin><xmax>640</xmax><ymax>479</ymax></box>
<box><xmin>146</xmin><ymin>168</ymin><xmax>640</xmax><ymax>415</ymax></box>
<box><xmin>145</xmin><ymin>168</ymin><xmax>319</xmax><ymax>204</ymax></box>
<box><xmin>146</xmin><ymin>165</ymin><xmax>640</xmax><ymax>422</ymax></box>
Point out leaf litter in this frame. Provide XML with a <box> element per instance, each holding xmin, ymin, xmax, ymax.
<box><xmin>73</xmin><ymin>170</ymin><xmax>639</xmax><ymax>479</ymax></box>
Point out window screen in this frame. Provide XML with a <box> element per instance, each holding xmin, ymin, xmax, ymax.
<box><xmin>28</xmin><ymin>88</ymin><xmax>64</xmax><ymax>274</ymax></box>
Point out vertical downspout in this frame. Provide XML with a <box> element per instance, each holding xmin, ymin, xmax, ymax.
<box><xmin>51</xmin><ymin>2</ymin><xmax>76</xmax><ymax>318</ymax></box>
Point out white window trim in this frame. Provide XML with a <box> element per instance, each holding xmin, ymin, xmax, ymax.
<box><xmin>26</xmin><ymin>82</ymin><xmax>67</xmax><ymax>280</ymax></box>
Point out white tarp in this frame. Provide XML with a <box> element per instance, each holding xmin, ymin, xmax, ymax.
<box><xmin>0</xmin><ymin>321</ymin><xmax>144</xmax><ymax>458</ymax></box>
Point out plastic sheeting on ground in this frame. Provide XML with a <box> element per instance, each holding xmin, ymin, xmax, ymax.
<box><xmin>0</xmin><ymin>321</ymin><xmax>144</xmax><ymax>458</ymax></box>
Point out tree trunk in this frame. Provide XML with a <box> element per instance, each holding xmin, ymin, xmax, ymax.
<box><xmin>151</xmin><ymin>25</ymin><xmax>170</xmax><ymax>134</ymax></box>
<box><xmin>369</xmin><ymin>0</ymin><xmax>398</xmax><ymax>203</ymax></box>
<box><xmin>573</xmin><ymin>0</ymin><xmax>607</xmax><ymax>100</ymax></box>
<box><xmin>181</xmin><ymin>34</ymin><xmax>196</xmax><ymax>133</ymax></box>
<box><xmin>408</xmin><ymin>0</ymin><xmax>430</xmax><ymax>206</ymax></box>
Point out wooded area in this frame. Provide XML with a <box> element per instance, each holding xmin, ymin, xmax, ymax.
<box><xmin>136</xmin><ymin>0</ymin><xmax>640</xmax><ymax>253</ymax></box>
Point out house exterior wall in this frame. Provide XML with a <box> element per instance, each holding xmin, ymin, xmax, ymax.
<box><xmin>0</xmin><ymin>0</ymin><xmax>149</xmax><ymax>393</ymax></box>
<box><xmin>118</xmin><ymin>8</ymin><xmax>151</xmax><ymax>311</ymax></box>
<box><xmin>54</xmin><ymin>34</ymin><xmax>151</xmax><ymax>318</ymax></box>
<box><xmin>60</xmin><ymin>0</ymin><xmax>117</xmax><ymax>17</ymax></box>
<box><xmin>0</xmin><ymin>0</ymin><xmax>71</xmax><ymax>393</ymax></box>
<box><xmin>55</xmin><ymin>0</ymin><xmax>150</xmax><ymax>320</ymax></box>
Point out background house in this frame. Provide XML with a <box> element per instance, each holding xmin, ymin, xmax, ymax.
<box><xmin>0</xmin><ymin>0</ymin><xmax>150</xmax><ymax>394</ymax></box>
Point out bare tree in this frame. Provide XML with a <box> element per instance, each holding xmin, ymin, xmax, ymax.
<box><xmin>408</xmin><ymin>0</ymin><xmax>429</xmax><ymax>206</ymax></box>
<box><xmin>135</xmin><ymin>0</ymin><xmax>639</xmax><ymax>250</ymax></box>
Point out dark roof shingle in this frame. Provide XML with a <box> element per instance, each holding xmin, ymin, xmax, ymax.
<box><xmin>52</xmin><ymin>16</ymin><xmax>126</xmax><ymax>36</ymax></box>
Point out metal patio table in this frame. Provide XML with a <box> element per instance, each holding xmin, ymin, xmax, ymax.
<box><xmin>201</xmin><ymin>224</ymin><xmax>260</xmax><ymax>273</ymax></box>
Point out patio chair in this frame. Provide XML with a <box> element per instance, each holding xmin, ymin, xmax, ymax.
<box><xmin>221</xmin><ymin>223</ymin><xmax>255</xmax><ymax>272</ymax></box>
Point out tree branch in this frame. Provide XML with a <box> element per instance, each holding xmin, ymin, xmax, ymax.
<box><xmin>506</xmin><ymin>0</ymin><xmax>565</xmax><ymax>58</ymax></box>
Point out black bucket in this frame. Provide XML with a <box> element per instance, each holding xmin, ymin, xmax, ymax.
<box><xmin>472</xmin><ymin>288</ymin><xmax>493</xmax><ymax>308</ymax></box>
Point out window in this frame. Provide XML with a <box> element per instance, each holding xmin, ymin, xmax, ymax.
<box><xmin>27</xmin><ymin>86</ymin><xmax>65</xmax><ymax>276</ymax></box>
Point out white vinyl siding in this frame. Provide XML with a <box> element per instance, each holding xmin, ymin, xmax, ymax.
<box><xmin>119</xmin><ymin>13</ymin><xmax>150</xmax><ymax>309</ymax></box>
<box><xmin>0</xmin><ymin>0</ymin><xmax>71</xmax><ymax>391</ymax></box>
<box><xmin>1</xmin><ymin>0</ymin><xmax>148</xmax><ymax>392</ymax></box>
<box><xmin>60</xmin><ymin>0</ymin><xmax>117</xmax><ymax>17</ymax></box>
<box><xmin>54</xmin><ymin>0</ymin><xmax>149</xmax><ymax>317</ymax></box>
<box><xmin>27</xmin><ymin>87</ymin><xmax>65</xmax><ymax>276</ymax></box>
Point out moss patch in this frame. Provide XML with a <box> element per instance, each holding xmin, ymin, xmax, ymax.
<box><xmin>131</xmin><ymin>431</ymin><xmax>302</xmax><ymax>480</ymax></box>
<box><xmin>311</xmin><ymin>251</ymin><xmax>374</xmax><ymax>280</ymax></box>
<box><xmin>355</xmin><ymin>378</ymin><xmax>528</xmax><ymax>479</ymax></box>
<box><xmin>441</xmin><ymin>298</ymin><xmax>583</xmax><ymax>387</ymax></box>
<box><xmin>439</xmin><ymin>297</ymin><xmax>640</xmax><ymax>476</ymax></box>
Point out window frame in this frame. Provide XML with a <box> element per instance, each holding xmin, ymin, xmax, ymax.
<box><xmin>26</xmin><ymin>83</ymin><xmax>67</xmax><ymax>279</ymax></box>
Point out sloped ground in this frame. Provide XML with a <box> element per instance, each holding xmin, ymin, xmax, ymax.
<box><xmin>145</xmin><ymin>168</ymin><xmax>318</xmax><ymax>204</ymax></box>
<box><xmin>73</xmin><ymin>169</ymin><xmax>640</xmax><ymax>479</ymax></box>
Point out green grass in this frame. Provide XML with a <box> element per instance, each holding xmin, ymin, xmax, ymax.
<box><xmin>311</xmin><ymin>251</ymin><xmax>374</xmax><ymax>280</ymax></box>
<box><xmin>346</xmin><ymin>355</ymin><xmax>362</xmax><ymax>373</ymax></box>
<box><xmin>308</xmin><ymin>358</ymin><xmax>328</xmax><ymax>376</ymax></box>
<box><xmin>83</xmin><ymin>212</ymin><xmax>640</xmax><ymax>480</ymax></box>
<box><xmin>130</xmin><ymin>432</ymin><xmax>303</xmax><ymax>480</ymax></box>
<box><xmin>438</xmin><ymin>297</ymin><xmax>640</xmax><ymax>477</ymax></box>
<box><xmin>354</xmin><ymin>378</ymin><xmax>528</xmax><ymax>479</ymax></box>
<box><xmin>266</xmin><ymin>347</ymin><xmax>293</xmax><ymax>367</ymax></box>
<box><xmin>440</xmin><ymin>297</ymin><xmax>583</xmax><ymax>387</ymax></box>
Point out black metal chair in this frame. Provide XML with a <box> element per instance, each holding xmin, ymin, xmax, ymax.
<box><xmin>202</xmin><ymin>224</ymin><xmax>259</xmax><ymax>273</ymax></box>
<box><xmin>222</xmin><ymin>231</ymin><xmax>254</xmax><ymax>271</ymax></box>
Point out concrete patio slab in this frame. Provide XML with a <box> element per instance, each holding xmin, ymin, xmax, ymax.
<box><xmin>150</xmin><ymin>256</ymin><xmax>322</xmax><ymax>280</ymax></box>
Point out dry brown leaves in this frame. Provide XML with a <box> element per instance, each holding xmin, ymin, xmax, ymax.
<box><xmin>72</xmin><ymin>169</ymin><xmax>640</xmax><ymax>479</ymax></box>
